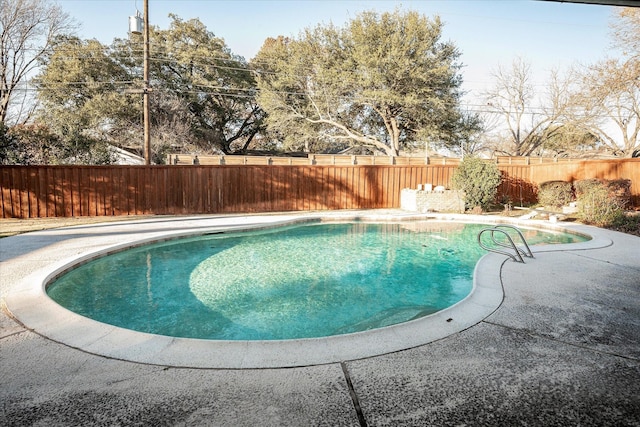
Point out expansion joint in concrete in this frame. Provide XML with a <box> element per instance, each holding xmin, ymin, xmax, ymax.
<box><xmin>482</xmin><ymin>320</ymin><xmax>640</xmax><ymax>362</ymax></box>
<box><xmin>568</xmin><ymin>251</ymin><xmax>640</xmax><ymax>272</ymax></box>
<box><xmin>341</xmin><ymin>362</ymin><xmax>368</xmax><ymax>427</ymax></box>
<box><xmin>0</xmin><ymin>329</ymin><xmax>28</xmax><ymax>340</ymax></box>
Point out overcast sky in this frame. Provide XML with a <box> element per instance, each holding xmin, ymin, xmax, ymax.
<box><xmin>58</xmin><ymin>0</ymin><xmax>623</xmax><ymax>105</ymax></box>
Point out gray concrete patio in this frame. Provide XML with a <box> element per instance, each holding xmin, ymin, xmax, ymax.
<box><xmin>1</xmin><ymin>211</ymin><xmax>639</xmax><ymax>426</ymax></box>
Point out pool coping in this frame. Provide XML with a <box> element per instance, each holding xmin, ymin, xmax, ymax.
<box><xmin>2</xmin><ymin>211</ymin><xmax>612</xmax><ymax>369</ymax></box>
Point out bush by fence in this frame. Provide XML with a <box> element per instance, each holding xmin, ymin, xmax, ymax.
<box><xmin>576</xmin><ymin>180</ymin><xmax>629</xmax><ymax>226</ymax></box>
<box><xmin>537</xmin><ymin>181</ymin><xmax>574</xmax><ymax>208</ymax></box>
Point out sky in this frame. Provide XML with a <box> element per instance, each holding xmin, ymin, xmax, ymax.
<box><xmin>56</xmin><ymin>0</ymin><xmax>623</xmax><ymax>105</ymax></box>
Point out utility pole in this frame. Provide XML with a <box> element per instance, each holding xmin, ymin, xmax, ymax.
<box><xmin>142</xmin><ymin>0</ymin><xmax>151</xmax><ymax>165</ymax></box>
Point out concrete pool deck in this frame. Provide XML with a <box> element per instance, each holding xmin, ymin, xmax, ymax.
<box><xmin>1</xmin><ymin>210</ymin><xmax>639</xmax><ymax>425</ymax></box>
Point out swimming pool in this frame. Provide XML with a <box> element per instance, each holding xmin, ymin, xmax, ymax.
<box><xmin>46</xmin><ymin>221</ymin><xmax>588</xmax><ymax>341</ymax></box>
<box><xmin>5</xmin><ymin>212</ymin><xmax>606</xmax><ymax>368</ymax></box>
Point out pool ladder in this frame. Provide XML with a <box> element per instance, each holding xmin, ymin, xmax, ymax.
<box><xmin>477</xmin><ymin>225</ymin><xmax>534</xmax><ymax>263</ymax></box>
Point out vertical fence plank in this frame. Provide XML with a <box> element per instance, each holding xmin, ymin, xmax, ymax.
<box><xmin>140</xmin><ymin>166</ymin><xmax>148</xmax><ymax>214</ymax></box>
<box><xmin>93</xmin><ymin>169</ymin><xmax>104</xmax><ymax>216</ymax></box>
<box><xmin>88</xmin><ymin>167</ymin><xmax>97</xmax><ymax>216</ymax></box>
<box><xmin>270</xmin><ymin>166</ymin><xmax>279</xmax><ymax>211</ymax></box>
<box><xmin>373</xmin><ymin>167</ymin><xmax>384</xmax><ymax>208</ymax></box>
<box><xmin>253</xmin><ymin>167</ymin><xmax>264</xmax><ymax>212</ymax></box>
<box><xmin>290</xmin><ymin>166</ymin><xmax>300</xmax><ymax>212</ymax></box>
<box><xmin>96</xmin><ymin>168</ymin><xmax>107</xmax><ymax>216</ymax></box>
<box><xmin>309</xmin><ymin>167</ymin><xmax>318</xmax><ymax>210</ymax></box>
<box><xmin>327</xmin><ymin>167</ymin><xmax>336</xmax><ymax>209</ymax></box>
<box><xmin>32</xmin><ymin>166</ymin><xmax>43</xmax><ymax>217</ymax></box>
<box><xmin>161</xmin><ymin>166</ymin><xmax>171</xmax><ymax>214</ymax></box>
<box><xmin>17</xmin><ymin>167</ymin><xmax>28</xmax><ymax>218</ymax></box>
<box><xmin>0</xmin><ymin>167</ymin><xmax>12</xmax><ymax>217</ymax></box>
<box><xmin>43</xmin><ymin>167</ymin><xmax>54</xmax><ymax>217</ymax></box>
<box><xmin>352</xmin><ymin>167</ymin><xmax>360</xmax><ymax>209</ymax></box>
<box><xmin>62</xmin><ymin>167</ymin><xmax>71</xmax><ymax>216</ymax></box>
<box><xmin>184</xmin><ymin>166</ymin><xmax>193</xmax><ymax>214</ymax></box>
<box><xmin>90</xmin><ymin>168</ymin><xmax>98</xmax><ymax>216</ymax></box>
<box><xmin>388</xmin><ymin>166</ymin><xmax>398</xmax><ymax>208</ymax></box>
<box><xmin>26</xmin><ymin>168</ymin><xmax>38</xmax><ymax>218</ymax></box>
<box><xmin>5</xmin><ymin>167</ymin><xmax>18</xmax><ymax>217</ymax></box>
<box><xmin>321</xmin><ymin>167</ymin><xmax>331</xmax><ymax>209</ymax></box>
<box><xmin>148</xmin><ymin>167</ymin><xmax>158</xmax><ymax>214</ymax></box>
<box><xmin>69</xmin><ymin>167</ymin><xmax>80</xmax><ymax>216</ymax></box>
<box><xmin>78</xmin><ymin>167</ymin><xmax>87</xmax><ymax>216</ymax></box>
<box><xmin>386</xmin><ymin>166</ymin><xmax>395</xmax><ymax>207</ymax></box>
<box><xmin>131</xmin><ymin>167</ymin><xmax>140</xmax><ymax>215</ymax></box>
<box><xmin>343</xmin><ymin>167</ymin><xmax>351</xmax><ymax>209</ymax></box>
<box><xmin>341</xmin><ymin>167</ymin><xmax>350</xmax><ymax>209</ymax></box>
<box><xmin>306</xmin><ymin>167</ymin><xmax>315</xmax><ymax>211</ymax></box>
<box><xmin>52</xmin><ymin>167</ymin><xmax>63</xmax><ymax>217</ymax></box>
<box><xmin>623</xmin><ymin>160</ymin><xmax>640</xmax><ymax>207</ymax></box>
<box><xmin>165</xmin><ymin>167</ymin><xmax>177</xmax><ymax>215</ymax></box>
<box><xmin>127</xmin><ymin>167</ymin><xmax>136</xmax><ymax>215</ymax></box>
<box><xmin>220</xmin><ymin>167</ymin><xmax>231</xmax><ymax>213</ymax></box>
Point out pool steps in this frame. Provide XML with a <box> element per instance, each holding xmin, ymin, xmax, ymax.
<box><xmin>478</xmin><ymin>224</ymin><xmax>534</xmax><ymax>263</ymax></box>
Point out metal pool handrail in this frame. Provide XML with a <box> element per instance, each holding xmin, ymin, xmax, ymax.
<box><xmin>478</xmin><ymin>224</ymin><xmax>534</xmax><ymax>263</ymax></box>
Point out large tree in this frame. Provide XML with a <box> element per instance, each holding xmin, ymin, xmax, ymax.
<box><xmin>568</xmin><ymin>58</ymin><xmax>639</xmax><ymax>158</ymax></box>
<box><xmin>0</xmin><ymin>0</ymin><xmax>75</xmax><ymax>125</ymax></box>
<box><xmin>35</xmin><ymin>36</ymin><xmax>130</xmax><ymax>163</ymax></box>
<box><xmin>566</xmin><ymin>8</ymin><xmax>640</xmax><ymax>158</ymax></box>
<box><xmin>144</xmin><ymin>15</ymin><xmax>264</xmax><ymax>155</ymax></box>
<box><xmin>253</xmin><ymin>9</ymin><xmax>466</xmax><ymax>156</ymax></box>
<box><xmin>34</xmin><ymin>15</ymin><xmax>263</xmax><ymax>163</ymax></box>
<box><xmin>611</xmin><ymin>7</ymin><xmax>640</xmax><ymax>61</ymax></box>
<box><xmin>483</xmin><ymin>58</ymin><xmax>573</xmax><ymax>156</ymax></box>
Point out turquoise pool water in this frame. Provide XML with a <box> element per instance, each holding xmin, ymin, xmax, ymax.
<box><xmin>47</xmin><ymin>222</ymin><xmax>587</xmax><ymax>340</ymax></box>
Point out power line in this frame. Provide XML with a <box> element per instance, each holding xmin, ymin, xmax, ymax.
<box><xmin>14</xmin><ymin>83</ymin><xmax>622</xmax><ymax>120</ymax></box>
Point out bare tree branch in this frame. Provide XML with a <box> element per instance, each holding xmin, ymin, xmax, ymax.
<box><xmin>0</xmin><ymin>0</ymin><xmax>75</xmax><ymax>125</ymax></box>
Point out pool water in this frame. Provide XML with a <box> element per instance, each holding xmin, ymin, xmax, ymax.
<box><xmin>47</xmin><ymin>222</ymin><xmax>587</xmax><ymax>340</ymax></box>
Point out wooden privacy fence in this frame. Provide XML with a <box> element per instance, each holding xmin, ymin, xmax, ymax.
<box><xmin>1</xmin><ymin>165</ymin><xmax>457</xmax><ymax>218</ymax></box>
<box><xmin>500</xmin><ymin>159</ymin><xmax>639</xmax><ymax>206</ymax></box>
<box><xmin>1</xmin><ymin>160</ymin><xmax>638</xmax><ymax>218</ymax></box>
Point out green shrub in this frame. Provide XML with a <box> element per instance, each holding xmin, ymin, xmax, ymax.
<box><xmin>575</xmin><ymin>178</ymin><xmax>632</xmax><ymax>210</ymax></box>
<box><xmin>609</xmin><ymin>214</ymin><xmax>640</xmax><ymax>235</ymax></box>
<box><xmin>451</xmin><ymin>156</ymin><xmax>502</xmax><ymax>211</ymax></box>
<box><xmin>537</xmin><ymin>181</ymin><xmax>574</xmax><ymax>208</ymax></box>
<box><xmin>604</xmin><ymin>179</ymin><xmax>632</xmax><ymax>209</ymax></box>
<box><xmin>576</xmin><ymin>180</ymin><xmax>626</xmax><ymax>226</ymax></box>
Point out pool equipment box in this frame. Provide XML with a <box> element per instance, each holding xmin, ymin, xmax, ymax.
<box><xmin>401</xmin><ymin>187</ymin><xmax>465</xmax><ymax>213</ymax></box>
